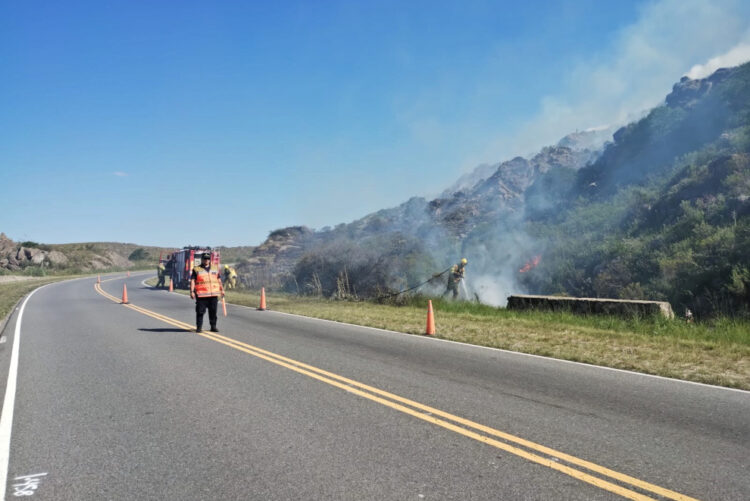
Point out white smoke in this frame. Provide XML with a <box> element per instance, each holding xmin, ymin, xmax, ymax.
<box><xmin>479</xmin><ymin>0</ymin><xmax>750</xmax><ymax>163</ymax></box>
<box><xmin>465</xmin><ymin>274</ymin><xmax>521</xmax><ymax>307</ymax></box>
<box><xmin>686</xmin><ymin>42</ymin><xmax>750</xmax><ymax>79</ymax></box>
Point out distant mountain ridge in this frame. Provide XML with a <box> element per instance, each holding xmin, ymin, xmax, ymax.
<box><xmin>439</xmin><ymin>127</ymin><xmax>611</xmax><ymax>199</ymax></box>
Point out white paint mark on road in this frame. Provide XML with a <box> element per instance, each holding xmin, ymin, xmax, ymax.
<box><xmin>0</xmin><ymin>285</ymin><xmax>48</xmax><ymax>501</ymax></box>
<box><xmin>11</xmin><ymin>473</ymin><xmax>46</xmax><ymax>497</ymax></box>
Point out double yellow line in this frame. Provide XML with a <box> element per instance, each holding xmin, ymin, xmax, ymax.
<box><xmin>94</xmin><ymin>281</ymin><xmax>699</xmax><ymax>501</ymax></box>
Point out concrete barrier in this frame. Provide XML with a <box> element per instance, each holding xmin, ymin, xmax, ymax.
<box><xmin>506</xmin><ymin>294</ymin><xmax>674</xmax><ymax>319</ymax></box>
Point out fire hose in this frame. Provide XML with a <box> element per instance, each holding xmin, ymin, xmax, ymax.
<box><xmin>375</xmin><ymin>267</ymin><xmax>452</xmax><ymax>300</ymax></box>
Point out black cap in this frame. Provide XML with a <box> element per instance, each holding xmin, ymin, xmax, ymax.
<box><xmin>201</xmin><ymin>253</ymin><xmax>211</xmax><ymax>259</ymax></box>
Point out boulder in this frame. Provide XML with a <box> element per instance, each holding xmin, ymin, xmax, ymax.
<box><xmin>30</xmin><ymin>251</ymin><xmax>47</xmax><ymax>265</ymax></box>
<box><xmin>47</xmin><ymin>250</ymin><xmax>68</xmax><ymax>266</ymax></box>
<box><xmin>0</xmin><ymin>233</ymin><xmax>15</xmax><ymax>256</ymax></box>
<box><xmin>24</xmin><ymin>248</ymin><xmax>42</xmax><ymax>260</ymax></box>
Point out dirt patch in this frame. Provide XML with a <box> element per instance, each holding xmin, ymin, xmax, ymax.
<box><xmin>0</xmin><ymin>276</ymin><xmax>39</xmax><ymax>284</ymax></box>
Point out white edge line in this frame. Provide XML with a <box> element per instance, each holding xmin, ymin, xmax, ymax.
<box><xmin>0</xmin><ymin>284</ymin><xmax>51</xmax><ymax>500</ymax></box>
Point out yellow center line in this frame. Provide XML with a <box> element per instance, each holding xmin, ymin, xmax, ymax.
<box><xmin>93</xmin><ymin>281</ymin><xmax>700</xmax><ymax>501</ymax></box>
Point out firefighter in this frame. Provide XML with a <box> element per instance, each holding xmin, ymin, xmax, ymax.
<box><xmin>156</xmin><ymin>261</ymin><xmax>166</xmax><ymax>288</ymax></box>
<box><xmin>189</xmin><ymin>253</ymin><xmax>225</xmax><ymax>333</ymax></box>
<box><xmin>444</xmin><ymin>258</ymin><xmax>468</xmax><ymax>299</ymax></box>
<box><xmin>223</xmin><ymin>264</ymin><xmax>238</xmax><ymax>290</ymax></box>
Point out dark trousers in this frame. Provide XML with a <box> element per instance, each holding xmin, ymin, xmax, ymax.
<box><xmin>444</xmin><ymin>281</ymin><xmax>459</xmax><ymax>299</ymax></box>
<box><xmin>195</xmin><ymin>296</ymin><xmax>218</xmax><ymax>330</ymax></box>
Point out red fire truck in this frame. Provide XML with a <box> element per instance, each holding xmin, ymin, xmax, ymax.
<box><xmin>159</xmin><ymin>247</ymin><xmax>221</xmax><ymax>289</ymax></box>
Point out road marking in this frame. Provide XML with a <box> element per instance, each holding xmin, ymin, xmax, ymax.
<box><xmin>229</xmin><ymin>297</ymin><xmax>749</xmax><ymax>394</ymax></box>
<box><xmin>0</xmin><ymin>286</ymin><xmax>48</xmax><ymax>501</ymax></box>
<box><xmin>94</xmin><ymin>282</ymin><xmax>700</xmax><ymax>501</ymax></box>
<box><xmin>11</xmin><ymin>473</ymin><xmax>46</xmax><ymax>497</ymax></box>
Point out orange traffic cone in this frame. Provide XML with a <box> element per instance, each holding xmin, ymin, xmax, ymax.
<box><xmin>97</xmin><ymin>274</ymin><xmax>101</xmax><ymax>284</ymax></box>
<box><xmin>425</xmin><ymin>300</ymin><xmax>435</xmax><ymax>335</ymax></box>
<box><xmin>258</xmin><ymin>287</ymin><xmax>267</xmax><ymax>311</ymax></box>
<box><xmin>121</xmin><ymin>283</ymin><xmax>129</xmax><ymax>304</ymax></box>
<box><xmin>168</xmin><ymin>279</ymin><xmax>173</xmax><ymax>292</ymax></box>
<box><xmin>127</xmin><ymin>271</ymin><xmax>130</xmax><ymax>278</ymax></box>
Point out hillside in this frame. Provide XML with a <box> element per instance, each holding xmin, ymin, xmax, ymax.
<box><xmin>0</xmin><ymin>234</ymin><xmax>173</xmax><ymax>274</ymax></box>
<box><xmin>234</xmin><ymin>62</ymin><xmax>749</xmax><ymax>317</ymax></box>
<box><xmin>521</xmin><ymin>62</ymin><xmax>750</xmax><ymax>317</ymax></box>
<box><xmin>238</xmin><ymin>130</ymin><xmax>609</xmax><ymax>298</ymax></box>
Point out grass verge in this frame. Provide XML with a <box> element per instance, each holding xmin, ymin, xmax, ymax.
<box><xmin>0</xmin><ymin>276</ymin><xmax>77</xmax><ymax>330</ymax></box>
<box><xmin>146</xmin><ymin>280</ymin><xmax>750</xmax><ymax>390</ymax></box>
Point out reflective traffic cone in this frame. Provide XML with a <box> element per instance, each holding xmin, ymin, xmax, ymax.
<box><xmin>168</xmin><ymin>279</ymin><xmax>173</xmax><ymax>292</ymax></box>
<box><xmin>425</xmin><ymin>300</ymin><xmax>435</xmax><ymax>335</ymax></box>
<box><xmin>121</xmin><ymin>283</ymin><xmax>129</xmax><ymax>304</ymax></box>
<box><xmin>258</xmin><ymin>287</ymin><xmax>266</xmax><ymax>311</ymax></box>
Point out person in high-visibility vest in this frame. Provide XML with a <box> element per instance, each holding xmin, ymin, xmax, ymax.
<box><xmin>189</xmin><ymin>253</ymin><xmax>225</xmax><ymax>333</ymax></box>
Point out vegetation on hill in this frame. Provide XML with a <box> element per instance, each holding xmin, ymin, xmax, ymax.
<box><xmin>263</xmin><ymin>63</ymin><xmax>750</xmax><ymax>320</ymax></box>
<box><xmin>521</xmin><ymin>63</ymin><xmax>750</xmax><ymax>318</ymax></box>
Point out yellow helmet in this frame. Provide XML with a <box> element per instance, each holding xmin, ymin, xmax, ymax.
<box><xmin>461</xmin><ymin>258</ymin><xmax>468</xmax><ymax>265</ymax></box>
<box><xmin>224</xmin><ymin>264</ymin><xmax>229</xmax><ymax>269</ymax></box>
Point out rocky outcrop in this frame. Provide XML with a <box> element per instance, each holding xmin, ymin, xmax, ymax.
<box><xmin>46</xmin><ymin>251</ymin><xmax>68</xmax><ymax>266</ymax></box>
<box><xmin>235</xmin><ymin>226</ymin><xmax>315</xmax><ymax>289</ymax></box>
<box><xmin>426</xmin><ymin>144</ymin><xmax>597</xmax><ymax>237</ymax></box>
<box><xmin>0</xmin><ymin>234</ymin><xmax>15</xmax><ymax>255</ymax></box>
<box><xmin>0</xmin><ymin>233</ymin><xmax>145</xmax><ymax>273</ymax></box>
<box><xmin>665</xmin><ymin>67</ymin><xmax>734</xmax><ymax>108</ymax></box>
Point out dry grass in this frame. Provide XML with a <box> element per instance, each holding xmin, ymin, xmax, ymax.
<box><xmin>226</xmin><ymin>290</ymin><xmax>750</xmax><ymax>390</ymax></box>
<box><xmin>142</xmin><ymin>281</ymin><xmax>750</xmax><ymax>390</ymax></box>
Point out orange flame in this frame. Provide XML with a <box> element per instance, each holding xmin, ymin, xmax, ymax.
<box><xmin>519</xmin><ymin>255</ymin><xmax>541</xmax><ymax>273</ymax></box>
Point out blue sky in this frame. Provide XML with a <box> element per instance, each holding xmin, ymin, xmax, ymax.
<box><xmin>2</xmin><ymin>0</ymin><xmax>749</xmax><ymax>247</ymax></box>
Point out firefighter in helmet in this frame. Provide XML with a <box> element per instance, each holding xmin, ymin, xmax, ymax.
<box><xmin>190</xmin><ymin>253</ymin><xmax>225</xmax><ymax>333</ymax></box>
<box><xmin>223</xmin><ymin>264</ymin><xmax>238</xmax><ymax>290</ymax></box>
<box><xmin>444</xmin><ymin>258</ymin><xmax>467</xmax><ymax>299</ymax></box>
<box><xmin>156</xmin><ymin>261</ymin><xmax>166</xmax><ymax>288</ymax></box>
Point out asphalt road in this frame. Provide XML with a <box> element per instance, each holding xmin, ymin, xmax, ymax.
<box><xmin>0</xmin><ymin>272</ymin><xmax>747</xmax><ymax>500</ymax></box>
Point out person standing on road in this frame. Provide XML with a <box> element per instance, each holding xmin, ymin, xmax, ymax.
<box><xmin>156</xmin><ymin>262</ymin><xmax>166</xmax><ymax>288</ymax></box>
<box><xmin>189</xmin><ymin>253</ymin><xmax>225</xmax><ymax>333</ymax></box>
